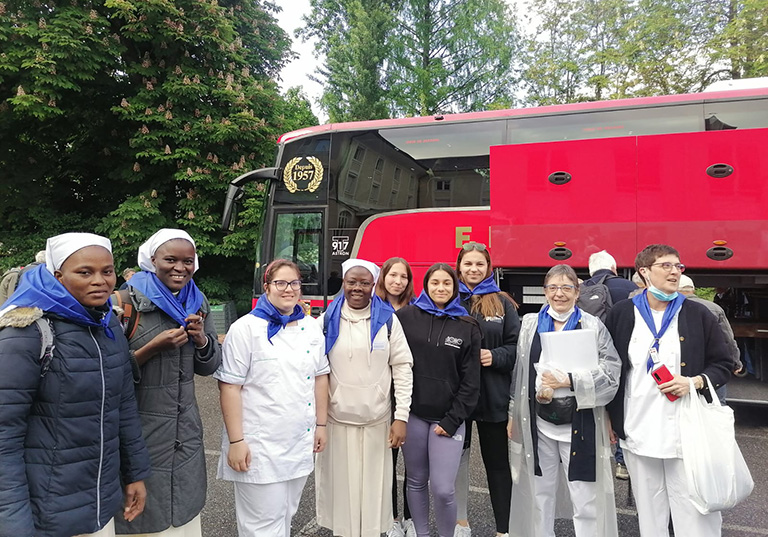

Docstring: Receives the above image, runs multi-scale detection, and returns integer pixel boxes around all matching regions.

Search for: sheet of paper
[540,329,598,396]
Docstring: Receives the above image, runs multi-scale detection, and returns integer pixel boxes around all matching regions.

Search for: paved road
[195,374,768,536]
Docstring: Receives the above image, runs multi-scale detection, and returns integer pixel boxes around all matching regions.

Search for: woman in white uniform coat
[215,259,329,536]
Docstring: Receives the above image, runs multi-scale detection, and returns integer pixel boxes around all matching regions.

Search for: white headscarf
[341,258,380,283]
[137,229,199,273]
[45,233,112,273]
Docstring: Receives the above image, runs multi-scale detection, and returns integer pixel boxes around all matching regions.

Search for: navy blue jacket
[587,269,638,305]
[0,307,151,537]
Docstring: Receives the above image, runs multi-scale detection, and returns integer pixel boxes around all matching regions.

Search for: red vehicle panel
[490,137,638,268]
[352,208,490,293]
[636,128,768,269]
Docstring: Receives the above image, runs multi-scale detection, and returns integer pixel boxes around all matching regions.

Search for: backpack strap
[112,289,140,340]
[33,317,55,378]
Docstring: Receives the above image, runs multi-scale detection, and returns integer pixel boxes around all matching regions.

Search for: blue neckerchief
[632,289,686,372]
[537,305,582,333]
[128,271,205,327]
[250,294,304,344]
[2,264,114,339]
[412,290,468,318]
[324,294,395,355]
[459,276,501,299]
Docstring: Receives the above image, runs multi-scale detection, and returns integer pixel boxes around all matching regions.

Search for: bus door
[267,208,326,305]
[636,128,768,270]
[490,137,638,268]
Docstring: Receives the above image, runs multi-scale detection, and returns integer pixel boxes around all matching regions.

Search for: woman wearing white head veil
[113,229,222,537]
[315,259,414,537]
[0,233,151,537]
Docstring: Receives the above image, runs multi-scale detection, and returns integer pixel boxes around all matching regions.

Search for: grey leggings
[401,415,466,537]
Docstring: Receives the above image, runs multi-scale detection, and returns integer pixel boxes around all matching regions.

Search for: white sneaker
[454,524,472,537]
[387,521,406,537]
[401,519,417,537]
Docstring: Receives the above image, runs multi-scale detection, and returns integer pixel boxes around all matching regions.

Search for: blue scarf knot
[412,290,468,318]
[127,271,205,327]
[459,276,501,298]
[250,294,305,343]
[324,294,394,355]
[537,305,583,333]
[2,264,115,338]
[631,289,686,372]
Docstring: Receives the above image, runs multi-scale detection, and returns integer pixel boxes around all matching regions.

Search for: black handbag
[536,396,576,425]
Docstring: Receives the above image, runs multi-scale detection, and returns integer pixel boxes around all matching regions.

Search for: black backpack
[577,273,613,322]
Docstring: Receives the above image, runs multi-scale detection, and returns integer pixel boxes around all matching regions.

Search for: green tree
[301,0,394,122]
[0,1,293,307]
[708,0,768,80]
[387,0,519,115]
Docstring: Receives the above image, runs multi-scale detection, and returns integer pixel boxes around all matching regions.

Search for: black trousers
[468,419,513,533]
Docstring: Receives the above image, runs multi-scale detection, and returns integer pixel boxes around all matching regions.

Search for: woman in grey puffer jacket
[114,229,221,537]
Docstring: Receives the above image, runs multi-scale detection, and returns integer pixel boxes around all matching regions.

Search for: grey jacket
[114,288,221,534]
[687,295,742,371]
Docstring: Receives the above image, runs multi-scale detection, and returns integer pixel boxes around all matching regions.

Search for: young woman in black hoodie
[454,243,520,537]
[397,263,481,537]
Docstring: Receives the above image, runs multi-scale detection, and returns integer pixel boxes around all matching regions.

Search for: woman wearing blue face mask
[605,244,732,537]
[396,264,481,537]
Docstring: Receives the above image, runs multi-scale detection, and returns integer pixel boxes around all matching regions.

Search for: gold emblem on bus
[283,156,324,193]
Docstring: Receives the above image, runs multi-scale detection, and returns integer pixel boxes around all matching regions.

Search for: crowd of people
[0,231,741,537]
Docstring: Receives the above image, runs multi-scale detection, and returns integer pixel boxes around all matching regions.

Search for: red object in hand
[652,364,679,401]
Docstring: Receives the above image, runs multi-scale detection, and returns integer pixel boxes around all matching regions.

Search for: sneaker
[402,519,417,537]
[615,462,629,480]
[387,521,405,537]
[454,524,472,537]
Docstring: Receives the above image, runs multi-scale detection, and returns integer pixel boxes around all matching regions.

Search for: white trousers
[233,476,309,537]
[535,433,597,537]
[74,518,115,537]
[624,450,721,537]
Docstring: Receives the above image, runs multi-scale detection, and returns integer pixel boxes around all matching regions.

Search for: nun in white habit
[315,259,414,537]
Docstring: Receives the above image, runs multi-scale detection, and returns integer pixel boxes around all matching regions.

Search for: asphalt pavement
[195,374,768,536]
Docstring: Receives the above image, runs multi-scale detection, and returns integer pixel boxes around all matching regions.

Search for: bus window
[705,99,768,130]
[273,136,331,205]
[272,212,323,296]
[507,104,702,143]
[379,120,506,160]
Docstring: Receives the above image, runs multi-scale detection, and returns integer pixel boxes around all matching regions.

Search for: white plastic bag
[679,376,754,514]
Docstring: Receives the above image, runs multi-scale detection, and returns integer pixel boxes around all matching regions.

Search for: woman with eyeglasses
[507,264,621,537]
[113,229,222,537]
[375,257,417,537]
[604,245,732,536]
[396,264,481,537]
[315,259,414,537]
[215,259,329,536]
[453,243,519,537]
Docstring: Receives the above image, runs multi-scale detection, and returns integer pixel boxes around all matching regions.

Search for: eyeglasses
[462,242,487,252]
[269,279,302,291]
[344,280,373,290]
[544,284,578,294]
[649,262,686,273]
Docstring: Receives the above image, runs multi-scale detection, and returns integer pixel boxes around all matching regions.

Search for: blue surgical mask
[648,284,679,302]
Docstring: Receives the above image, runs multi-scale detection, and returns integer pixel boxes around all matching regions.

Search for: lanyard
[631,290,685,372]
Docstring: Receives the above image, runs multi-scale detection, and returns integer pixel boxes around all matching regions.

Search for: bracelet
[229,438,244,444]
[195,337,209,350]
[316,423,327,427]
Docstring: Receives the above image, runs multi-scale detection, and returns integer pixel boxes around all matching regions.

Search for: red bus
[222,83,768,403]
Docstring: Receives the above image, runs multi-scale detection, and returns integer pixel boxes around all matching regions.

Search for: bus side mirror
[221,167,280,231]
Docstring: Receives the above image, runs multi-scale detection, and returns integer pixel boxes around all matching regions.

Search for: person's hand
[389,419,406,448]
[609,428,617,445]
[541,370,570,390]
[227,441,251,472]
[658,374,700,398]
[148,327,189,353]
[480,349,493,367]
[123,481,146,522]
[184,314,208,348]
[434,425,451,437]
[314,427,327,453]
[506,418,514,439]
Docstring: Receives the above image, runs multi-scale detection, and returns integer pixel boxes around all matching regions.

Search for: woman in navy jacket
[0,233,151,537]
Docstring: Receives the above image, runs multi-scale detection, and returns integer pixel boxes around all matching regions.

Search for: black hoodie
[396,305,481,436]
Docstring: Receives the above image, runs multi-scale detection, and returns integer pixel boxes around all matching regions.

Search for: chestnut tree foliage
[0,0,315,306]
